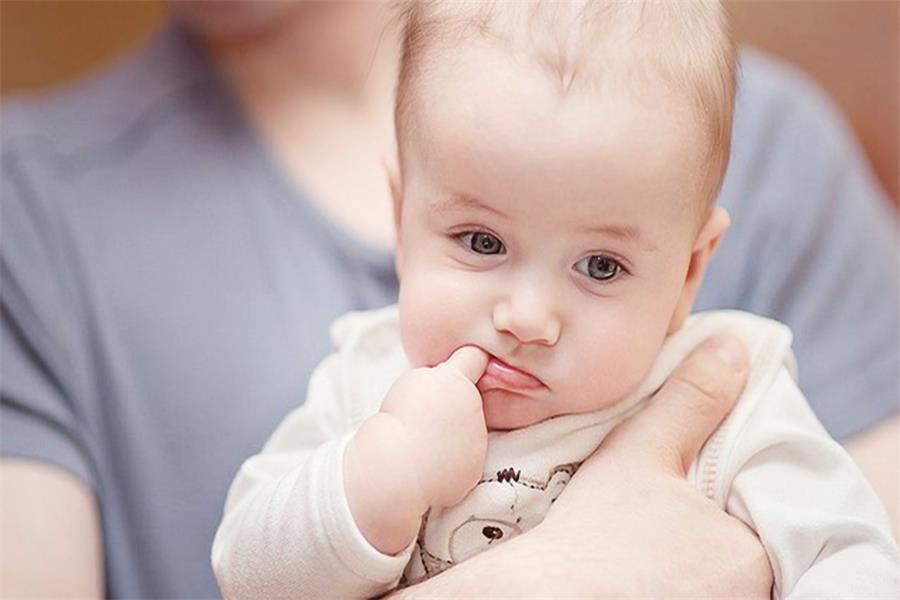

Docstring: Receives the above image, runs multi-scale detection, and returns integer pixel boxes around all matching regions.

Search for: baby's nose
[492,289,560,346]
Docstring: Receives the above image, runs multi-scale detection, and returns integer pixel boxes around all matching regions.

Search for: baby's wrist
[344,413,428,554]
[355,412,429,512]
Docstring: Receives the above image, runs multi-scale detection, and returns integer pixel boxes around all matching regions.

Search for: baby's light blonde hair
[394,0,737,208]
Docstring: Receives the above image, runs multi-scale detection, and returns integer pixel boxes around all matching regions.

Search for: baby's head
[390,0,737,429]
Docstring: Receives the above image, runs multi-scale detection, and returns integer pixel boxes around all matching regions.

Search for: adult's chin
[171,0,303,42]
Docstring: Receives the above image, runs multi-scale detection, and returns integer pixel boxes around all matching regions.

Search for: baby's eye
[574,254,624,282]
[459,231,505,255]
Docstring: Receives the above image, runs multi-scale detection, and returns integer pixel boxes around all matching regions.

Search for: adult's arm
[0,460,103,597]
[1,147,105,597]
[393,335,772,597]
[708,49,899,442]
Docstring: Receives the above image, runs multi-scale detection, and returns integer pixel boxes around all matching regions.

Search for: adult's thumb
[607,333,749,474]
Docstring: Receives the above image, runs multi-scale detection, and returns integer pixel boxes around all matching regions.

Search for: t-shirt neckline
[171,21,397,274]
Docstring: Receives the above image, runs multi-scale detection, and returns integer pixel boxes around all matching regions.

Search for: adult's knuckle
[667,374,725,420]
[671,355,729,399]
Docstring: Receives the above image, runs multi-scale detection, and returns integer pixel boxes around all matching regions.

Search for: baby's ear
[383,159,403,233]
[667,206,730,334]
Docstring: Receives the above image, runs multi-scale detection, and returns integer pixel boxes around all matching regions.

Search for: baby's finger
[441,346,490,383]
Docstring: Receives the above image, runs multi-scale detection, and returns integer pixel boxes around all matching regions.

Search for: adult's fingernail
[706,334,747,371]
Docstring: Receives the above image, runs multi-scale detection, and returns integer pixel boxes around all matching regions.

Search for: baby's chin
[481,388,563,431]
[481,386,631,431]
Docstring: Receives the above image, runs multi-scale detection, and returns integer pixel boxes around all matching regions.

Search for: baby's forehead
[400,1,720,96]
[407,59,709,234]
[396,0,735,209]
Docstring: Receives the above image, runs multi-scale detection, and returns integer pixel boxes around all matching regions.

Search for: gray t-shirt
[2,23,897,599]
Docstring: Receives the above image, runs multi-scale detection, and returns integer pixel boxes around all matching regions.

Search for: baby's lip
[478,355,546,392]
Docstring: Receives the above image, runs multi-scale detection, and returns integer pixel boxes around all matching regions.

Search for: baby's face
[396,41,716,430]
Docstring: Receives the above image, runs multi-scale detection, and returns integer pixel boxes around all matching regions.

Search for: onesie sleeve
[718,368,898,598]
[211,352,413,600]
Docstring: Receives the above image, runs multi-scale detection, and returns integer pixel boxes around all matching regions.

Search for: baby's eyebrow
[431,194,658,252]
[580,223,658,252]
[430,194,508,219]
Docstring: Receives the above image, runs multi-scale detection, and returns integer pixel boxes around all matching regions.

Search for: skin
[397,39,728,430]
[390,334,771,598]
[344,36,731,554]
[198,0,401,250]
[4,335,770,599]
[3,2,896,597]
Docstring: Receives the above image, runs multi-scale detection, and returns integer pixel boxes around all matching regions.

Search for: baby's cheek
[398,269,471,368]
[569,322,665,411]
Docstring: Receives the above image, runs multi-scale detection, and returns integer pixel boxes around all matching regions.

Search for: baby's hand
[380,346,490,508]
[344,346,488,554]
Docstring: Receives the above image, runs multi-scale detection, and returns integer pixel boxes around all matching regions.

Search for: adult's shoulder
[722,47,867,219]
[715,47,892,288]
[1,21,218,160]
[735,47,842,122]
[0,21,238,404]
[704,48,898,441]
[0,19,245,257]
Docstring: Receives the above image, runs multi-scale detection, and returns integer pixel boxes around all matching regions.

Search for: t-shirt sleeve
[706,52,899,440]
[767,120,898,441]
[1,146,97,489]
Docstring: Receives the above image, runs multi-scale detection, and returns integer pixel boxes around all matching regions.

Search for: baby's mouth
[478,355,546,393]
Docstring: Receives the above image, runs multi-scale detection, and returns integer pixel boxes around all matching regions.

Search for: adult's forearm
[387,524,604,598]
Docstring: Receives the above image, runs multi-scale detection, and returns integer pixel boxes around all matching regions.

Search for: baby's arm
[211,353,411,600]
[345,345,490,554]
[717,368,898,597]
[212,346,490,599]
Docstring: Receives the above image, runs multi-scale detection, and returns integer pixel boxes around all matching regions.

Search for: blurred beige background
[1,0,897,203]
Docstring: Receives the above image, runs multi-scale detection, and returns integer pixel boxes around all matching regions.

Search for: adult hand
[392,334,772,598]
[537,333,770,597]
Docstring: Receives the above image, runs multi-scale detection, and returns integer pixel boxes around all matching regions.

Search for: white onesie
[212,305,898,599]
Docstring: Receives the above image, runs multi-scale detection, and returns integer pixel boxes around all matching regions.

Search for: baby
[212,1,897,598]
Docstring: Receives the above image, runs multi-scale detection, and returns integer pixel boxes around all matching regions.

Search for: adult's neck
[191,3,402,249]
[202,3,400,126]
